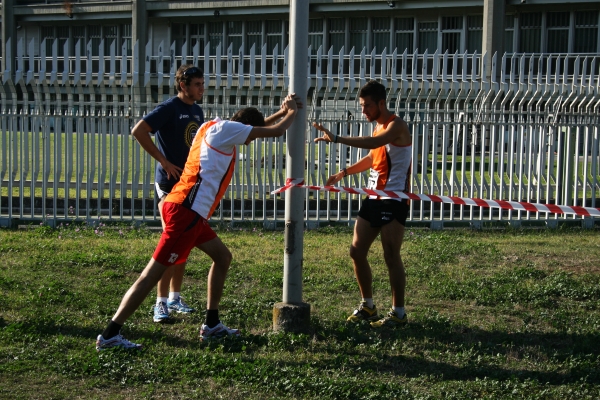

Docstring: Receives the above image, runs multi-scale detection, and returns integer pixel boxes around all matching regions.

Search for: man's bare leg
[349,216,380,300]
[112,258,169,324]
[379,220,406,308]
[155,197,188,316]
[195,237,238,338]
[156,196,175,300]
[196,237,232,310]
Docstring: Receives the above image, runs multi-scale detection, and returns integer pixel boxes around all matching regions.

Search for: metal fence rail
[1,38,599,228]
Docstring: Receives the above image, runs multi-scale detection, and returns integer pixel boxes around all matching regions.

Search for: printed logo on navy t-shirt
[184,120,199,148]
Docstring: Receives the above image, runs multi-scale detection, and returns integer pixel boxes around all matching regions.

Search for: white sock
[157,297,168,305]
[169,292,180,301]
[393,306,405,318]
[362,298,374,308]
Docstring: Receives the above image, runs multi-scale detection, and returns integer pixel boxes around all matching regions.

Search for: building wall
[5,0,600,62]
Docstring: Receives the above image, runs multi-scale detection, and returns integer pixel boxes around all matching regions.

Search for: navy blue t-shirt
[143,96,204,189]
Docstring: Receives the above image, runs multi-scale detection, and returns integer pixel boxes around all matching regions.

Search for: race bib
[367,169,379,190]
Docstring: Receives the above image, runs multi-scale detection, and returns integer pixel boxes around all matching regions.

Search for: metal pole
[284,0,308,302]
[273,0,310,333]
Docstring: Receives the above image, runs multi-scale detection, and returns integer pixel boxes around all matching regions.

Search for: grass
[1,224,600,399]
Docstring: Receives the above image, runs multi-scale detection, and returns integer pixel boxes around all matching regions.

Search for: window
[372,17,390,53]
[190,23,205,55]
[104,25,118,56]
[418,21,438,53]
[228,21,243,53]
[546,12,569,53]
[123,24,132,57]
[89,25,101,57]
[520,13,541,53]
[42,26,55,56]
[467,15,483,54]
[56,26,69,57]
[266,20,282,54]
[574,12,598,53]
[442,16,462,54]
[208,22,223,55]
[73,26,85,57]
[172,23,186,56]
[308,19,324,51]
[284,22,289,51]
[349,18,368,52]
[504,14,515,53]
[329,18,345,53]
[122,25,132,65]
[395,17,414,53]
[247,21,262,53]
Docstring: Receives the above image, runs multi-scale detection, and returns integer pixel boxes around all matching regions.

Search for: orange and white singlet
[165,118,252,219]
[367,115,412,199]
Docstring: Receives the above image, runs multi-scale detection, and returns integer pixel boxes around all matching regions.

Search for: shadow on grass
[305,317,600,384]
[303,351,600,385]
[5,314,599,386]
[1,318,197,350]
[338,317,597,356]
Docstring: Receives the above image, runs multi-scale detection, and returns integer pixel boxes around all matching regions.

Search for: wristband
[341,168,347,177]
[333,134,338,143]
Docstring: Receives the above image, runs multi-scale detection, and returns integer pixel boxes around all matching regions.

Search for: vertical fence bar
[1,38,599,228]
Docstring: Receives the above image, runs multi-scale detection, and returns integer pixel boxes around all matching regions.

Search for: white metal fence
[1,38,599,228]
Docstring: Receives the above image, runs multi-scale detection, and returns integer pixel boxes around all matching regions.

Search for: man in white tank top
[313,80,412,328]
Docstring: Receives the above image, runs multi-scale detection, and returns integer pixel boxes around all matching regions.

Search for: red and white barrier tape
[273,179,600,218]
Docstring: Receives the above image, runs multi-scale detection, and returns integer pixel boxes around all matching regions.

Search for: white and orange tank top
[367,115,412,199]
[165,118,252,219]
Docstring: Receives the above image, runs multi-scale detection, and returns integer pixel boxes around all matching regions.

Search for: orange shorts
[152,202,217,266]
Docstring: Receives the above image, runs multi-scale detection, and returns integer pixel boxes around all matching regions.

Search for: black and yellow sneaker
[347,302,379,323]
[370,309,408,328]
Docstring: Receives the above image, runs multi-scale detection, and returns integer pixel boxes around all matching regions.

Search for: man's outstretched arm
[246,93,301,142]
[312,119,409,149]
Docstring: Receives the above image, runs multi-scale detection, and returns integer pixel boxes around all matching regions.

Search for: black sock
[102,320,123,340]
[205,309,220,328]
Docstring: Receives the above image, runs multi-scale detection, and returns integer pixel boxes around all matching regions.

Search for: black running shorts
[357,198,409,227]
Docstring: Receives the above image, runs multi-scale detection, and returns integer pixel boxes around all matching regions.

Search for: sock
[168,292,180,301]
[205,309,220,328]
[362,298,374,308]
[102,320,123,340]
[156,297,168,305]
[393,306,405,318]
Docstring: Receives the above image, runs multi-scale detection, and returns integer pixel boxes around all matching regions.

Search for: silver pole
[283,0,308,304]
[273,0,310,332]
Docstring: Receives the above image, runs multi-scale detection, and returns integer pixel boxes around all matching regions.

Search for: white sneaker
[199,322,240,341]
[167,297,195,314]
[153,301,170,323]
[96,334,142,351]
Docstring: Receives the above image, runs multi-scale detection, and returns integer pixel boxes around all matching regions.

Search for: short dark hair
[175,64,204,92]
[230,107,266,127]
[359,80,386,103]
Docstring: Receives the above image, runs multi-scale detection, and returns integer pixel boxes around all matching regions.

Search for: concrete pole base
[272,302,311,333]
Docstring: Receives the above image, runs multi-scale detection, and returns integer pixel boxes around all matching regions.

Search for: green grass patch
[1,226,600,398]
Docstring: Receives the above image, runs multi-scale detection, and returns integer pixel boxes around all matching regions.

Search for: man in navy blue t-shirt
[131,64,205,322]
